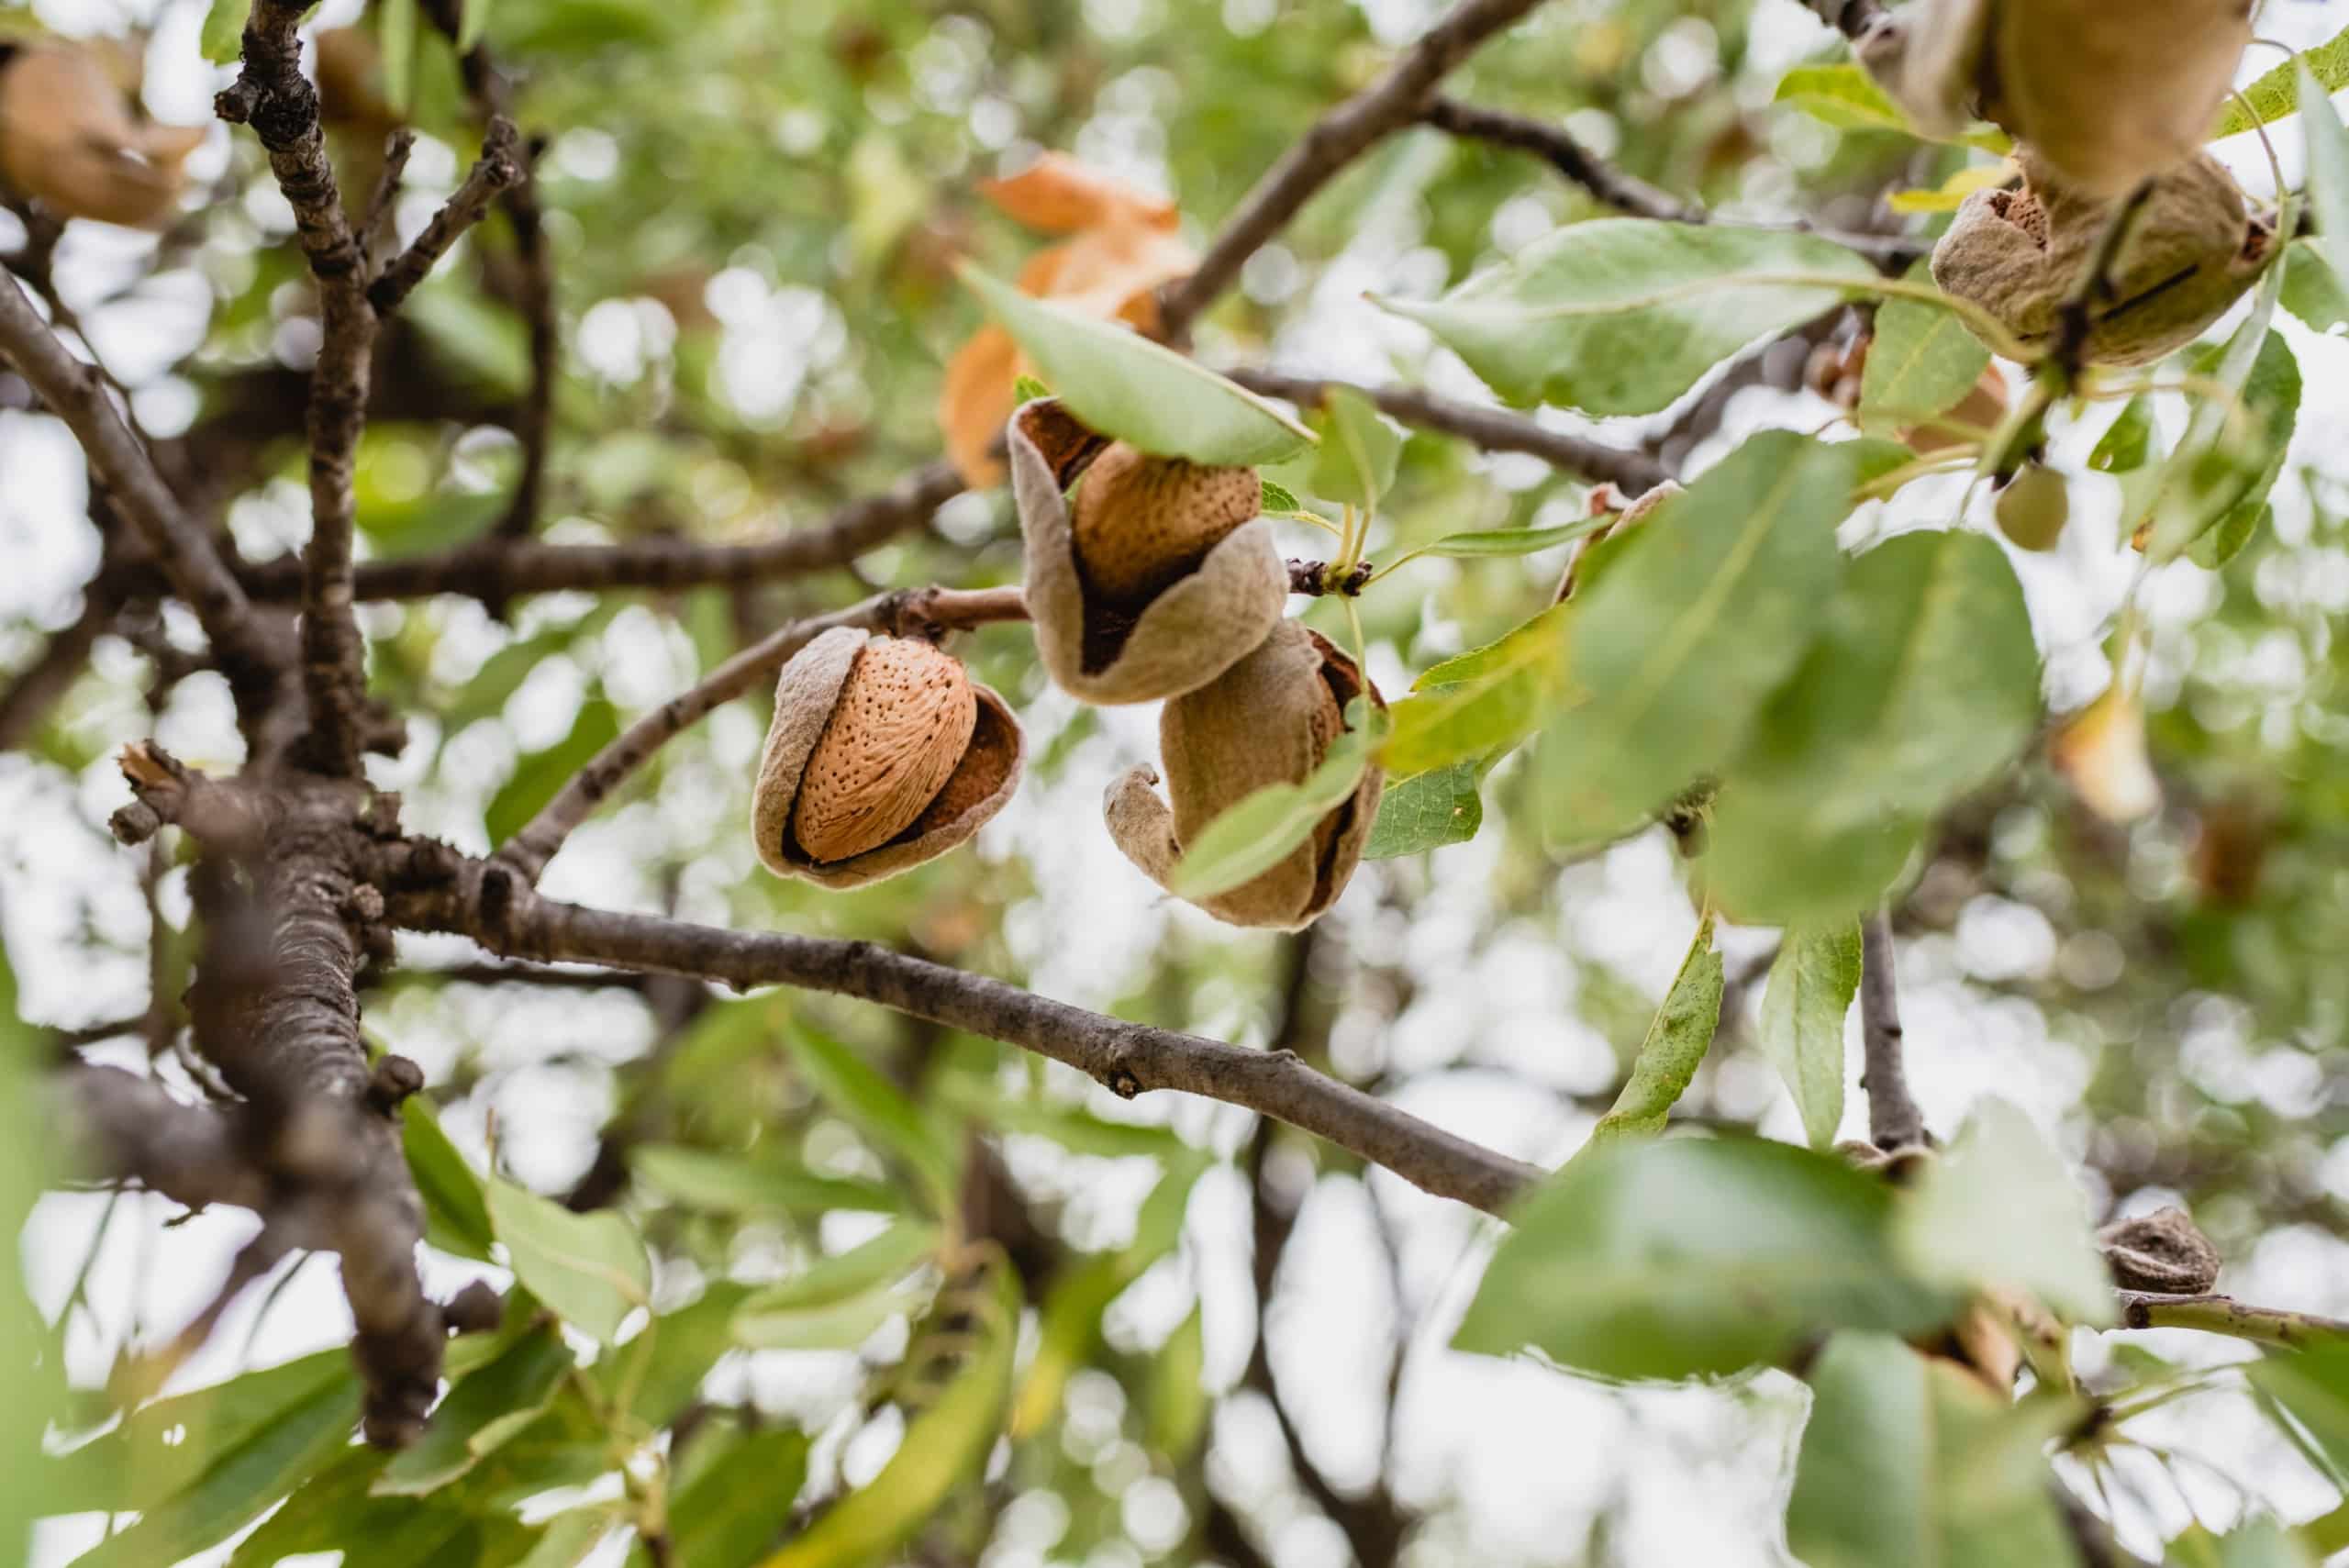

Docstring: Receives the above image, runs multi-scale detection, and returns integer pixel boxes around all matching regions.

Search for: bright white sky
[12,1,2349,1563]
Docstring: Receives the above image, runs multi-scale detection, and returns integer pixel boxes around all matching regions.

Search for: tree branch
[0,586,115,751]
[59,1065,273,1213]
[1859,909,1927,1151]
[370,849,1542,1215]
[1157,0,1556,342]
[1419,97,1927,272]
[0,269,285,710]
[366,118,525,317]
[1230,369,1668,494]
[1802,0,1886,39]
[2119,1292,2349,1349]
[493,584,1028,883]
[216,0,375,774]
[235,459,968,604]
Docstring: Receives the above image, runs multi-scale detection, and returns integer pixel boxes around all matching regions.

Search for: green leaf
[1730,528,2042,832]
[597,1283,755,1430]
[1413,513,1613,560]
[960,266,1313,465]
[762,1251,1021,1568]
[378,0,417,117]
[1298,384,1403,508]
[630,1142,907,1217]
[1757,924,1861,1150]
[732,1225,943,1350]
[1453,1138,1956,1380]
[2188,499,2268,571]
[1382,606,1569,780]
[1364,762,1483,859]
[485,1177,651,1343]
[485,695,620,847]
[783,1026,959,1214]
[2088,395,2156,473]
[1773,63,2010,152]
[512,1512,616,1568]
[1011,373,1051,404]
[1786,1333,2076,1568]
[456,0,494,54]
[1145,1307,1208,1464]
[375,1324,573,1496]
[200,0,248,63]
[1706,801,1922,929]
[1895,1098,2115,1327]
[2167,1518,2316,1568]
[71,1364,362,1568]
[403,1095,495,1262]
[1540,432,1856,837]
[2215,29,2349,137]
[2147,328,2300,562]
[1376,221,1882,417]
[667,1429,811,1568]
[1259,478,1303,514]
[1586,914,1723,1147]
[1170,704,1387,899]
[2246,1340,2349,1482]
[2280,239,2349,333]
[1858,270,1990,436]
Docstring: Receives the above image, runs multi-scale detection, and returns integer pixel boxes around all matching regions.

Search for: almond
[0,45,206,229]
[791,637,977,862]
[1070,442,1262,606]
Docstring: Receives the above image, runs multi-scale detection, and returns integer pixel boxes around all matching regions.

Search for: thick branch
[2119,1292,2349,1349]
[367,118,525,316]
[0,271,282,701]
[494,584,1027,883]
[1420,97,1926,272]
[1859,909,1927,1150]
[217,0,375,774]
[236,460,968,605]
[1158,0,1555,341]
[374,855,1542,1215]
[1231,370,1667,494]
[59,1066,273,1212]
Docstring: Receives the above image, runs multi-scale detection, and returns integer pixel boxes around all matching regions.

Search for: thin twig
[494,584,1028,883]
[1859,909,1927,1150]
[359,129,417,276]
[1158,0,1557,342]
[1420,96,1928,272]
[2120,1292,2349,1349]
[1230,369,1669,494]
[367,118,524,316]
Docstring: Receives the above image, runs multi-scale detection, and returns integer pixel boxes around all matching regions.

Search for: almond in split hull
[1071,442,1263,606]
[791,638,977,862]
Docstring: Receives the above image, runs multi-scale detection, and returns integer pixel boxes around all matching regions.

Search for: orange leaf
[2051,687,2162,824]
[978,152,1176,236]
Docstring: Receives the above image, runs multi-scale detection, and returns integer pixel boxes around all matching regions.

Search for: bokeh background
[11,0,2349,1562]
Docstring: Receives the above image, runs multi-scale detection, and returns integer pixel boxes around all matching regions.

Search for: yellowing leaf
[2051,686,2161,825]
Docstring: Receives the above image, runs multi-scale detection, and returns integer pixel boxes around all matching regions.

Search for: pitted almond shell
[1932,150,2266,367]
[1071,442,1263,606]
[792,637,977,862]
[1104,619,1384,930]
[1860,0,2248,199]
[1009,398,1286,706]
[754,627,1025,889]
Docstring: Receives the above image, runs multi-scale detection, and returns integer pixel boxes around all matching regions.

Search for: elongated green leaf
[733,1275,931,1351]
[1787,1333,2077,1568]
[2147,328,2299,561]
[1731,528,2042,832]
[1896,1098,2115,1327]
[1414,513,1612,560]
[2189,499,2268,571]
[1454,1138,1956,1380]
[1541,432,1856,837]
[1258,478,1303,514]
[2215,30,2349,137]
[961,266,1313,465]
[1297,384,1403,508]
[738,1224,941,1315]
[630,1143,906,1217]
[670,1429,811,1568]
[2089,395,2156,473]
[1758,924,1860,1150]
[783,1026,958,1213]
[0,950,65,1557]
[1364,761,1482,858]
[403,1095,495,1261]
[486,695,619,847]
[598,1283,755,1430]
[760,1251,1020,1568]
[2280,239,2349,333]
[512,1511,617,1568]
[378,0,417,115]
[456,0,494,52]
[199,0,247,62]
[1171,705,1386,898]
[1773,64,2010,152]
[1146,1307,1208,1464]
[1859,272,1990,435]
[2245,1341,2349,1482]
[375,1324,573,1496]
[1586,915,1723,1147]
[223,1448,455,1568]
[1376,222,1881,416]
[1383,606,1568,780]
[486,1177,651,1343]
[73,1366,362,1568]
